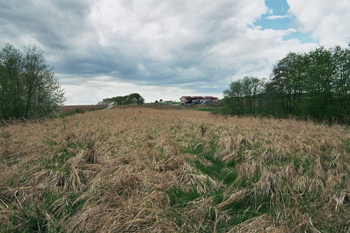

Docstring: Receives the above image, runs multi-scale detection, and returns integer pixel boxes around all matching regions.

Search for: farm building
[180,96,219,104]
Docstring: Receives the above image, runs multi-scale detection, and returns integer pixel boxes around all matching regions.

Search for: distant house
[180,96,219,104]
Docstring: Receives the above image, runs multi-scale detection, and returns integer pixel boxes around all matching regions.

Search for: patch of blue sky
[254,15,294,30]
[254,0,292,30]
[283,31,318,43]
[253,0,316,44]
[265,0,289,15]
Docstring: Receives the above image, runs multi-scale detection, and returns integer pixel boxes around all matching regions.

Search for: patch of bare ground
[1,108,350,232]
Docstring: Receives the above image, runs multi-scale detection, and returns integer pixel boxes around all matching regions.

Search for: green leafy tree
[103,93,144,105]
[299,47,336,121]
[0,44,25,119]
[222,76,264,115]
[0,44,66,119]
[222,44,350,124]
[330,46,350,123]
[270,52,308,117]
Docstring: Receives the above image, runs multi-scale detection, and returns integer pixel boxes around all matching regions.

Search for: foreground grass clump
[1,106,350,232]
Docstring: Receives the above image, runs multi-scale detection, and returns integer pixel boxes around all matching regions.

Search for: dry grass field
[1,106,350,232]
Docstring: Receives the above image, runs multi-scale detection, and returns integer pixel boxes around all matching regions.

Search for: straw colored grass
[1,106,350,232]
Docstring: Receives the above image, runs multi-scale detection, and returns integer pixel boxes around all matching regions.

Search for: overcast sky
[1,0,349,104]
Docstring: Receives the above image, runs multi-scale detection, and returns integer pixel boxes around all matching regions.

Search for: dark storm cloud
[0,1,93,48]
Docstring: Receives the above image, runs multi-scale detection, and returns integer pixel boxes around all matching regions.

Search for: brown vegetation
[1,107,350,232]
[60,104,108,113]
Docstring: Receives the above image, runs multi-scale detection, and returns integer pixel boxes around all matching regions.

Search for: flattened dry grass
[1,107,350,232]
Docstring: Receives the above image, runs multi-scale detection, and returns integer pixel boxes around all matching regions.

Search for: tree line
[220,45,350,124]
[102,93,144,105]
[0,44,66,120]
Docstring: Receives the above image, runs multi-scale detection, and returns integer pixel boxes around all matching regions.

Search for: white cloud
[287,0,350,46]
[266,15,292,20]
[1,0,345,105]
[90,0,268,60]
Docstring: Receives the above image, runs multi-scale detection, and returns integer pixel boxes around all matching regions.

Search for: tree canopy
[0,43,66,119]
[102,93,144,105]
[220,45,350,124]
